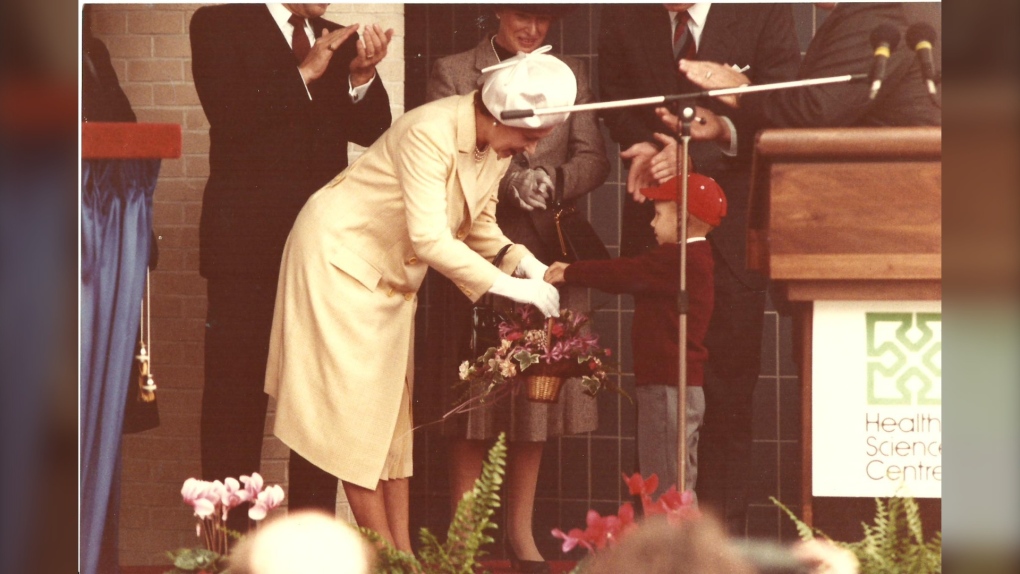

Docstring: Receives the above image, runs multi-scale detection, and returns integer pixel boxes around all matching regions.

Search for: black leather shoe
[507,545,551,574]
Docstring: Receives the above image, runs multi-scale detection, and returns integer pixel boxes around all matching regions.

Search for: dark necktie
[289,14,311,63]
[673,11,696,63]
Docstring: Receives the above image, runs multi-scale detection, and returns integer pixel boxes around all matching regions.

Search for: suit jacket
[265,94,532,488]
[599,3,801,282]
[427,38,610,263]
[190,3,391,280]
[743,2,941,128]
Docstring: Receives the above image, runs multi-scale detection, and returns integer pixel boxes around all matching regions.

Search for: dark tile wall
[405,3,829,557]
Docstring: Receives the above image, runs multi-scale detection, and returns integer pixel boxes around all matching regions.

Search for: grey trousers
[636,385,706,499]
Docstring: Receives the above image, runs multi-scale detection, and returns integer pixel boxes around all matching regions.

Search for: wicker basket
[526,374,565,403]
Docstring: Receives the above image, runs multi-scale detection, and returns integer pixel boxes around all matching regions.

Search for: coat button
[387,288,396,297]
[404,293,414,301]
[456,230,467,239]
[407,256,418,265]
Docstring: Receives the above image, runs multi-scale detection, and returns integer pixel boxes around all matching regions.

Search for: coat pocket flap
[329,245,382,291]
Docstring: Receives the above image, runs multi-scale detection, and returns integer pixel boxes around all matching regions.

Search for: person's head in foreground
[474,46,576,159]
[582,515,757,574]
[641,172,727,245]
[229,510,374,574]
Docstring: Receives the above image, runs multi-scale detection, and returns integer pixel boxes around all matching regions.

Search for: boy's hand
[544,262,569,285]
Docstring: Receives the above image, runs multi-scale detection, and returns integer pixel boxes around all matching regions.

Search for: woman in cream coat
[264,52,576,551]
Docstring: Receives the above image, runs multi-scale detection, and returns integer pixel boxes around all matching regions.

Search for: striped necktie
[673,11,696,62]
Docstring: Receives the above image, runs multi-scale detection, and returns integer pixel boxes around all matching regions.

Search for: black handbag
[551,169,611,262]
[470,244,514,357]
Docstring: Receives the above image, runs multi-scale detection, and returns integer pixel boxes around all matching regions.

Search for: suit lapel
[698,5,738,65]
[253,4,301,69]
[474,37,499,77]
[641,6,679,96]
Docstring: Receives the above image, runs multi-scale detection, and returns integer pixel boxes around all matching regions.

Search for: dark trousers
[200,277,276,532]
[288,449,340,515]
[696,254,767,535]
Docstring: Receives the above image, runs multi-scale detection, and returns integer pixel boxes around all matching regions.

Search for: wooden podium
[747,127,941,530]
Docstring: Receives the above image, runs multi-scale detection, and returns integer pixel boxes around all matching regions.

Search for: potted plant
[165,473,285,573]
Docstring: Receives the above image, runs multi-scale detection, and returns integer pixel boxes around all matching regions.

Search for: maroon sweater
[564,240,714,387]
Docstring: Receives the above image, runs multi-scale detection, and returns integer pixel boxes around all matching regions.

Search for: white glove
[488,273,560,318]
[507,167,553,211]
[515,255,549,279]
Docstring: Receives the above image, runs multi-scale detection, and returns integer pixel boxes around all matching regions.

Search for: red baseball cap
[640,173,728,227]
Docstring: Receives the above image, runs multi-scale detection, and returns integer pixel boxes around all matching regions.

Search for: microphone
[868,25,901,100]
[906,23,939,96]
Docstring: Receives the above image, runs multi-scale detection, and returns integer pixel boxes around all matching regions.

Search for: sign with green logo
[813,301,941,498]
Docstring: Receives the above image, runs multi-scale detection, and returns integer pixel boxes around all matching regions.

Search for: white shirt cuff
[298,69,312,100]
[349,74,375,103]
[718,115,738,157]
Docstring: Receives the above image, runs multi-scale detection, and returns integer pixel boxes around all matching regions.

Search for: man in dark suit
[662,2,941,539]
[190,3,391,527]
[598,3,802,533]
[676,2,941,130]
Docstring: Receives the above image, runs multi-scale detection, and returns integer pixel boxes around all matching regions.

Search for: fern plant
[365,433,508,573]
[772,496,942,573]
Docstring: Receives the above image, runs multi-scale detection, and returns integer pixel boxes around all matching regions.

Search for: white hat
[480,46,577,129]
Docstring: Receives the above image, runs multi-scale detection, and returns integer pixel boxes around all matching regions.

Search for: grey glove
[506,167,553,211]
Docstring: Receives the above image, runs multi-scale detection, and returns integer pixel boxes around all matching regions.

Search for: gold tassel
[137,267,156,402]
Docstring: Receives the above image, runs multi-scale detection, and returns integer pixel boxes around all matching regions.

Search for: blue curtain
[80,158,159,574]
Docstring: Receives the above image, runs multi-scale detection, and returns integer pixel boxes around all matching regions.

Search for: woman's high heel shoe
[506,543,551,574]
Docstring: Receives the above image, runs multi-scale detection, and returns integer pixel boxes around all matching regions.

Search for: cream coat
[265,94,532,489]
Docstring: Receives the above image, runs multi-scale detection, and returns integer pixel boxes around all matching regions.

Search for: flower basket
[457,305,622,409]
[524,359,592,403]
[526,374,563,403]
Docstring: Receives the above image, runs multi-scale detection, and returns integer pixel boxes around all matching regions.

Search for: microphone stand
[674,106,693,494]
[499,74,867,121]
[500,73,866,495]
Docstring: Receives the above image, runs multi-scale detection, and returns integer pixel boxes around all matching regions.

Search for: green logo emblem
[866,312,941,406]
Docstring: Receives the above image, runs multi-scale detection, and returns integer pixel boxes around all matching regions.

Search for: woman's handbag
[470,243,514,356]
[551,169,611,262]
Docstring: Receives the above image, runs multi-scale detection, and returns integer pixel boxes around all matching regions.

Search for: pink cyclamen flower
[583,509,624,550]
[622,472,658,497]
[220,477,251,519]
[248,484,285,521]
[551,528,591,553]
[240,473,264,500]
[181,478,216,519]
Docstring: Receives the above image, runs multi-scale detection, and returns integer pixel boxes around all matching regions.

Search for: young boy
[545,172,726,498]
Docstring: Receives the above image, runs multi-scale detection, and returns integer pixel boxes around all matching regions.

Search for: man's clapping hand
[297,23,394,87]
[655,106,730,146]
[678,59,750,108]
[298,25,360,84]
[350,23,394,87]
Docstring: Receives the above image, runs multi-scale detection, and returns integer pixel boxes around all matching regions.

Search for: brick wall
[88,3,405,566]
